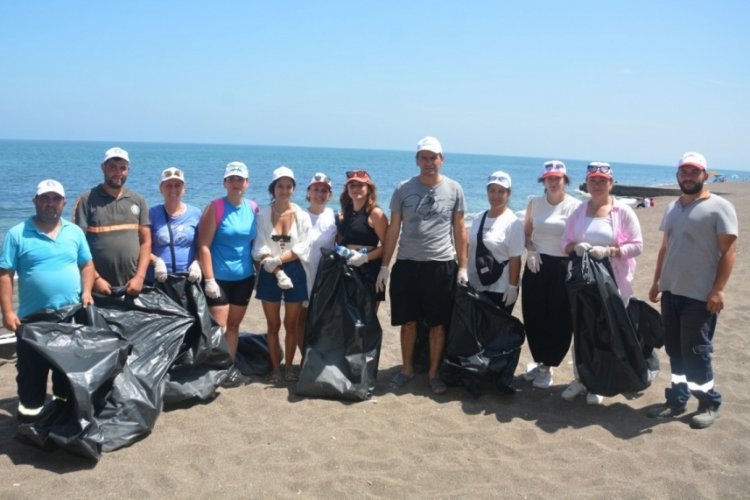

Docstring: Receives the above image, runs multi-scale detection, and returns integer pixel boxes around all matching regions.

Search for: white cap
[272,166,295,182]
[36,179,65,197]
[487,170,511,189]
[160,167,185,184]
[678,152,707,171]
[224,161,249,179]
[416,136,443,155]
[308,172,332,189]
[103,147,130,163]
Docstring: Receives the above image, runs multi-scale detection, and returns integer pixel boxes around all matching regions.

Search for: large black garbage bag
[235,333,274,376]
[441,285,525,397]
[16,305,130,460]
[566,253,649,396]
[156,275,232,403]
[627,298,664,349]
[91,287,191,451]
[296,249,382,401]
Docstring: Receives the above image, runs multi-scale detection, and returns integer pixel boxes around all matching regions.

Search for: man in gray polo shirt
[74,147,151,296]
[648,152,738,429]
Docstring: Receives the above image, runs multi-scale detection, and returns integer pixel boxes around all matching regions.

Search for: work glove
[457,267,469,285]
[574,242,592,256]
[153,257,168,283]
[204,278,221,299]
[375,266,389,293]
[187,260,202,282]
[262,256,283,273]
[276,270,294,290]
[589,246,614,260]
[503,285,519,307]
[347,251,369,267]
[526,250,542,273]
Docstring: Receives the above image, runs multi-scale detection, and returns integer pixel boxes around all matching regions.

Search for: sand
[1,182,749,498]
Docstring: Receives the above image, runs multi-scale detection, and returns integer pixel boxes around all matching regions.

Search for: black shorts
[389,259,457,327]
[205,275,256,307]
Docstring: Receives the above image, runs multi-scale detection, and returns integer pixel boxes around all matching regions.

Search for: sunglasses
[544,161,565,172]
[271,235,292,243]
[346,170,369,179]
[487,175,510,184]
[587,163,612,174]
[311,173,331,184]
[162,168,184,180]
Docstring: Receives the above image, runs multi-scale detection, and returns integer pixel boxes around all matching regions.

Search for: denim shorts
[255,260,308,303]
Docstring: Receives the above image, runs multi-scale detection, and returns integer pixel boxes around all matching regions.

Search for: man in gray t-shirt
[648,152,738,429]
[376,136,468,395]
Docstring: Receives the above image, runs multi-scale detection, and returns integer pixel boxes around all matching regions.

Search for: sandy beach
[1,181,749,498]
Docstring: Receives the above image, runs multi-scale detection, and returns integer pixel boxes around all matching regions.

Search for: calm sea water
[2,139,748,245]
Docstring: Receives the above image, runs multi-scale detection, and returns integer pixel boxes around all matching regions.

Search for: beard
[105,176,126,189]
[679,178,704,195]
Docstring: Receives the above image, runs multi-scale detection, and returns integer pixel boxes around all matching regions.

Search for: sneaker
[646,404,687,419]
[586,393,604,405]
[690,406,720,429]
[276,271,293,290]
[220,366,249,388]
[532,365,553,389]
[523,362,539,382]
[561,379,587,400]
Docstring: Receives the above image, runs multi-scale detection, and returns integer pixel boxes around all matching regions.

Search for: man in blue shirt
[0,179,94,422]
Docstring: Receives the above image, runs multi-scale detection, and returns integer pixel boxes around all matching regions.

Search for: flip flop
[429,377,447,395]
[267,371,281,384]
[391,372,415,388]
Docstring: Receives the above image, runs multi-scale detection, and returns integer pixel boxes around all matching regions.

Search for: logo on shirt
[131,205,140,216]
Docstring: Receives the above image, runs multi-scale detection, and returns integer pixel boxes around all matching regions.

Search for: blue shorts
[256,260,308,303]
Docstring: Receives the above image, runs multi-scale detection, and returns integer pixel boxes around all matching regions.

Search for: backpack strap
[212,198,225,227]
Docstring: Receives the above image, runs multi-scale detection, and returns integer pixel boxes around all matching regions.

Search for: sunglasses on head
[544,161,565,171]
[487,175,510,184]
[312,173,331,184]
[163,168,183,179]
[346,170,369,179]
[271,235,292,243]
[587,163,612,174]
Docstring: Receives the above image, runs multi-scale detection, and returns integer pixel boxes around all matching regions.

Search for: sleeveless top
[338,206,380,247]
[211,197,257,281]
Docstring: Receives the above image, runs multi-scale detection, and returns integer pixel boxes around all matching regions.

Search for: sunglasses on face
[544,161,565,172]
[271,235,292,243]
[587,163,612,174]
[346,170,369,179]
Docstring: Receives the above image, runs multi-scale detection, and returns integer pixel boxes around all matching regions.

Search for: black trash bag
[16,304,131,460]
[566,253,650,396]
[296,248,382,401]
[156,275,232,403]
[441,284,525,397]
[627,297,664,349]
[235,333,274,376]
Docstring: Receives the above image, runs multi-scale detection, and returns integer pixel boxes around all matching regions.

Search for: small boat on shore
[578,183,682,198]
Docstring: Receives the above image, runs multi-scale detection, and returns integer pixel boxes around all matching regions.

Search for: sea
[2,139,748,246]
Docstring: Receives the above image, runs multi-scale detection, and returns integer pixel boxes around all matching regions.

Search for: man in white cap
[648,152,738,429]
[377,136,468,395]
[0,179,94,423]
[74,147,151,295]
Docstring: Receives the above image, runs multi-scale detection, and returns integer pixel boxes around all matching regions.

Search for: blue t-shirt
[148,203,201,281]
[0,218,92,317]
[211,198,257,281]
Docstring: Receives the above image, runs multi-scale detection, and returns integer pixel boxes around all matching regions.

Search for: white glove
[204,278,221,299]
[262,256,283,273]
[187,260,202,282]
[457,267,469,285]
[153,257,168,283]
[347,251,369,267]
[375,266,389,293]
[526,250,542,273]
[574,242,592,256]
[589,246,614,260]
[276,270,294,290]
[503,285,519,307]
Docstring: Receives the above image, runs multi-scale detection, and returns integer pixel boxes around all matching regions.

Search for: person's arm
[80,260,95,307]
[0,269,20,332]
[648,233,668,303]
[706,234,737,313]
[197,203,218,280]
[380,211,402,268]
[365,207,388,261]
[524,199,535,250]
[126,226,151,295]
[453,211,468,269]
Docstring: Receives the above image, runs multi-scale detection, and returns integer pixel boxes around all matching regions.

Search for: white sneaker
[561,379,587,400]
[523,362,539,381]
[533,365,553,389]
[586,393,604,405]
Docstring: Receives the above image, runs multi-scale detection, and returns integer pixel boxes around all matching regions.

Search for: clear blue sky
[1,1,748,168]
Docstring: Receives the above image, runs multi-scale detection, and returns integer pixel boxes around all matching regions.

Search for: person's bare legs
[224,303,248,360]
[283,302,302,371]
[427,325,446,380]
[262,301,282,376]
[296,306,308,365]
[209,304,232,358]
[399,321,417,376]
